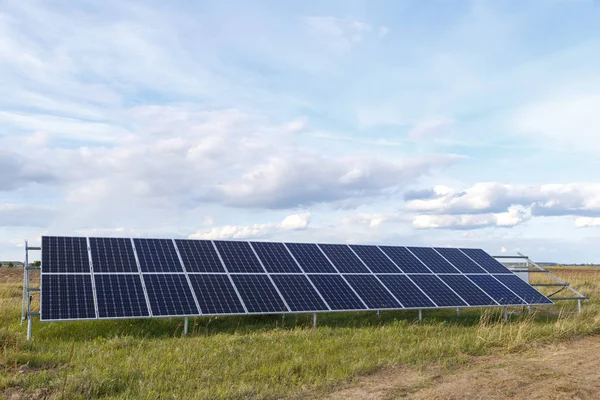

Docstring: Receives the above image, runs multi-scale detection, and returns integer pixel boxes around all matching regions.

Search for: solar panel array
[40,236,553,321]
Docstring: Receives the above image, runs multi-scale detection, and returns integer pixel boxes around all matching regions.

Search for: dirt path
[326,335,600,399]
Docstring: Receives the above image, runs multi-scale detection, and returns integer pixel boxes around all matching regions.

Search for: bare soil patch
[326,335,600,400]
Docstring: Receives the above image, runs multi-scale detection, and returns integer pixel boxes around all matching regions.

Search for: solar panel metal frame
[39,236,553,322]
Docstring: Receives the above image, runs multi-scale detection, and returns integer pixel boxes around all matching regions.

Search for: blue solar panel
[214,241,264,273]
[468,275,525,305]
[408,247,459,273]
[175,239,225,273]
[495,275,553,304]
[409,275,467,307]
[350,245,402,273]
[439,275,496,306]
[42,236,90,273]
[40,236,554,323]
[230,275,288,313]
[271,275,328,311]
[319,244,370,273]
[143,274,199,316]
[90,237,138,273]
[94,274,149,318]
[378,275,436,308]
[460,248,512,274]
[344,275,401,309]
[134,239,183,273]
[41,274,96,320]
[378,246,431,273]
[251,242,302,273]
[285,243,337,273]
[308,275,366,310]
[434,248,486,274]
[188,274,246,314]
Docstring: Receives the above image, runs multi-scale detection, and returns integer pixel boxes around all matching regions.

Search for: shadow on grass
[33,307,561,342]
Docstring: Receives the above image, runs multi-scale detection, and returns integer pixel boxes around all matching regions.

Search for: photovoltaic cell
[214,241,264,273]
[134,239,183,273]
[409,275,468,307]
[90,237,138,273]
[42,236,90,273]
[94,274,149,318]
[308,275,366,310]
[494,275,553,304]
[468,275,525,305]
[143,274,199,316]
[175,239,225,273]
[271,275,328,311]
[434,248,486,274]
[319,244,370,273]
[460,248,512,274]
[188,274,246,314]
[251,242,302,273]
[41,274,96,320]
[285,243,337,273]
[439,275,496,306]
[230,275,288,313]
[378,275,436,308]
[408,247,459,273]
[344,275,401,309]
[350,245,401,273]
[379,246,431,273]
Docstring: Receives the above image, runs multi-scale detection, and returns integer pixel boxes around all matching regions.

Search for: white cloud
[408,117,455,139]
[303,16,389,47]
[516,93,600,150]
[189,212,311,240]
[378,26,390,38]
[280,212,311,230]
[574,217,600,228]
[412,205,531,230]
[405,182,600,217]
[341,213,406,228]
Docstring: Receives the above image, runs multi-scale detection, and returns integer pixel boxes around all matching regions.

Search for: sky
[1,0,600,263]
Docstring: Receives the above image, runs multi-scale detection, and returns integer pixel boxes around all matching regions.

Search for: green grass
[2,267,600,399]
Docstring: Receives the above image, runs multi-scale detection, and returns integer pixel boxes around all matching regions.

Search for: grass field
[2,266,599,399]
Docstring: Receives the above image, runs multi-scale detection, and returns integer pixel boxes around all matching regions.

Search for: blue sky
[1,0,600,262]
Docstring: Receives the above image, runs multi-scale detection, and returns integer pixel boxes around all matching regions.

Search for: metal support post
[376,310,381,317]
[503,307,508,322]
[456,308,461,317]
[527,305,532,313]
[312,313,317,328]
[418,309,422,323]
[578,300,582,314]
[184,317,189,335]
[21,240,29,325]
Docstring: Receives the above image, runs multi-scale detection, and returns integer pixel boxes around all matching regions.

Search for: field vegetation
[2,266,599,399]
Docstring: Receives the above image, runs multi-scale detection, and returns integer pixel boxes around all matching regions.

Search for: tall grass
[2,266,599,399]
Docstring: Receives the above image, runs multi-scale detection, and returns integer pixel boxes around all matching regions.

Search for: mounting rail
[494,252,589,313]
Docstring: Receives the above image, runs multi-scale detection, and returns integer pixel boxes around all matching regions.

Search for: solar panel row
[40,237,553,321]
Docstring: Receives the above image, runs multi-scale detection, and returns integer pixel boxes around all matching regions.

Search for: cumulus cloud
[405,182,600,230]
[412,205,531,230]
[405,182,600,217]
[189,212,311,240]
[208,153,461,208]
